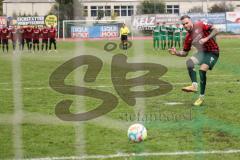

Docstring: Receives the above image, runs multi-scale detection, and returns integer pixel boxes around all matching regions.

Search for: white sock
[192,82,198,89]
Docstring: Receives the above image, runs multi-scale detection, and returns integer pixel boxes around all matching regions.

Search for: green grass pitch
[0,38,240,159]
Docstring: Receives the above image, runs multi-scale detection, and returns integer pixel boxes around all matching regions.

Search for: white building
[81,0,240,20]
[3,0,55,17]
[2,0,240,19]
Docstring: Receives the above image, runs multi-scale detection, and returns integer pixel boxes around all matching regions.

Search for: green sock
[188,69,197,83]
[199,70,206,95]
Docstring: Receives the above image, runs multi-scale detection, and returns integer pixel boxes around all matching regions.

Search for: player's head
[180,15,193,31]
[162,22,166,25]
[156,22,159,26]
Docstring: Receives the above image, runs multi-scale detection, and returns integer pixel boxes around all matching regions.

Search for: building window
[114,5,134,16]
[91,6,112,17]
[114,6,120,16]
[84,6,88,17]
[105,6,111,16]
[166,5,179,14]
[121,6,127,16]
[91,6,97,17]
[128,6,134,16]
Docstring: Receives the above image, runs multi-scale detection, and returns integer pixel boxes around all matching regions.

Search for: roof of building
[3,0,55,3]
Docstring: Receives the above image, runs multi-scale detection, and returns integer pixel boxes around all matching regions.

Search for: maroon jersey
[11,28,18,41]
[33,28,41,40]
[49,28,56,39]
[183,21,219,54]
[41,28,49,40]
[18,28,25,40]
[25,27,33,39]
[1,28,10,39]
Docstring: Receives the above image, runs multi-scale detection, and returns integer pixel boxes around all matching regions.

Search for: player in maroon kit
[41,25,49,51]
[168,15,219,106]
[18,25,25,50]
[1,25,10,53]
[25,24,33,52]
[32,25,41,52]
[10,25,18,51]
[49,25,57,52]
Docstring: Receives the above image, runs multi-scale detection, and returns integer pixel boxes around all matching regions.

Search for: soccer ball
[127,123,147,142]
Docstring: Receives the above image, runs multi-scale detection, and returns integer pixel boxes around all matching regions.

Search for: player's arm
[199,24,218,44]
[126,27,130,35]
[119,28,122,38]
[7,29,11,39]
[168,47,189,57]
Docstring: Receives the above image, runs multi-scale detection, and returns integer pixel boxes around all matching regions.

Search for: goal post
[62,19,127,40]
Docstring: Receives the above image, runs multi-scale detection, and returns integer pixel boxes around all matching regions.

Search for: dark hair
[180,15,191,20]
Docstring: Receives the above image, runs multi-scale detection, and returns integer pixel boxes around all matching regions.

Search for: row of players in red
[0,25,57,52]
[0,24,57,41]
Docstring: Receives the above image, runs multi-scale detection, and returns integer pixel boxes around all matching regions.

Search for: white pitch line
[22,149,240,160]
[164,102,184,105]
[0,81,239,91]
[0,74,236,85]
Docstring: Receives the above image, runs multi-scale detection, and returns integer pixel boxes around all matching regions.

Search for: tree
[0,0,3,15]
[188,6,203,13]
[209,2,234,13]
[49,0,84,37]
[137,0,165,14]
[12,11,17,19]
[49,0,84,20]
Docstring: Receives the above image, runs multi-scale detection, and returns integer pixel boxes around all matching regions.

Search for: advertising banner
[0,16,7,28]
[132,15,156,31]
[132,14,180,31]
[17,16,45,26]
[187,13,226,24]
[226,12,240,33]
[71,26,89,38]
[45,15,58,27]
[71,24,119,38]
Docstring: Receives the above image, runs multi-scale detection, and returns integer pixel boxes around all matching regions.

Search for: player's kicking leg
[182,57,198,93]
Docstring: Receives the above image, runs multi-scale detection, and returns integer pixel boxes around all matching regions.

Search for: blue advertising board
[71,24,119,38]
